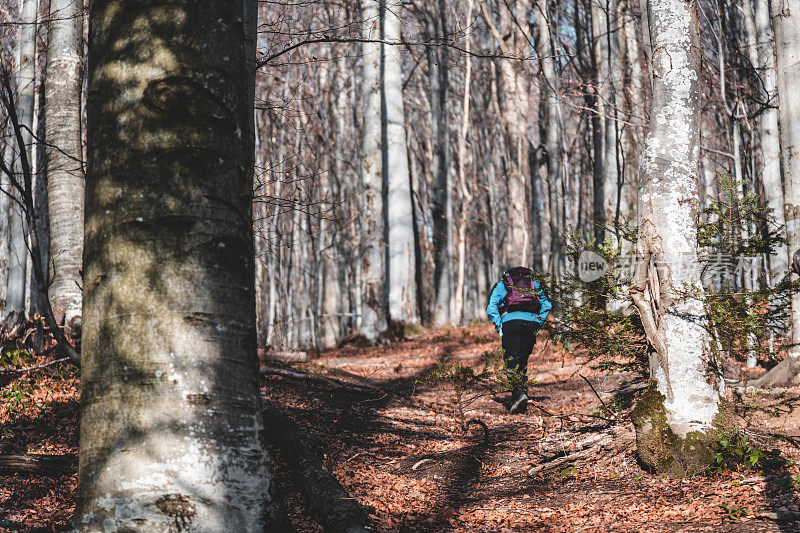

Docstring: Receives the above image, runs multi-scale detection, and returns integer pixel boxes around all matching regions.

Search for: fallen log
[0,454,77,475]
[262,402,371,533]
[528,439,611,476]
[530,425,633,475]
[258,349,308,363]
[260,366,379,394]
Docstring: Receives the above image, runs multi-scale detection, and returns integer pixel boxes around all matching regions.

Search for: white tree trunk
[752,0,800,387]
[0,144,13,315]
[384,0,419,324]
[754,0,789,283]
[630,0,725,475]
[6,0,38,316]
[454,0,474,323]
[44,0,84,326]
[75,0,283,528]
[360,0,388,342]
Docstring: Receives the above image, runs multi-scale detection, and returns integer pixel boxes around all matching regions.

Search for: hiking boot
[508,391,528,414]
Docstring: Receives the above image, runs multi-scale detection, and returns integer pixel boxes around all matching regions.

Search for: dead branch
[260,366,379,394]
[579,374,619,420]
[0,357,69,374]
[527,446,601,475]
[529,426,633,475]
[0,454,77,475]
[600,381,649,396]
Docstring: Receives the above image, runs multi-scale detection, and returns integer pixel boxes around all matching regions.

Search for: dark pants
[501,320,539,393]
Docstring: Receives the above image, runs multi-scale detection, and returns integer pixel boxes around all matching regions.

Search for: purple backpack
[498,267,541,314]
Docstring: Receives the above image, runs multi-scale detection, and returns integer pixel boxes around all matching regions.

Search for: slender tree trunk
[534,0,562,275]
[752,0,788,283]
[617,0,642,237]
[589,0,606,243]
[0,144,11,315]
[360,0,388,342]
[75,0,283,528]
[429,0,452,326]
[454,0,475,323]
[44,0,84,326]
[630,0,726,475]
[603,0,621,238]
[752,0,800,387]
[384,0,419,324]
[481,0,531,267]
[6,0,38,316]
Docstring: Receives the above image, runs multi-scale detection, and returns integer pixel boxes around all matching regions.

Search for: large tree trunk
[44,0,84,327]
[752,0,800,387]
[384,0,419,324]
[630,0,727,476]
[75,0,283,529]
[6,0,38,316]
[360,0,389,342]
[428,0,453,326]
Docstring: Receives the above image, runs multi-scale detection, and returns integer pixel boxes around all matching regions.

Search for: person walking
[486,267,551,413]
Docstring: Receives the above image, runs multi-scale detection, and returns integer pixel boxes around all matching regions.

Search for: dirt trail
[1,323,799,532]
[272,324,800,532]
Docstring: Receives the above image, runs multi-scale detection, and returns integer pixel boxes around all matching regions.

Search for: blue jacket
[486,279,551,332]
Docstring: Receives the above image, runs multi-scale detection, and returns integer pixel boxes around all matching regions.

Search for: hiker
[486,267,551,414]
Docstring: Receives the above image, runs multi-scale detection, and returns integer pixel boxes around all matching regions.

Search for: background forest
[0,0,791,349]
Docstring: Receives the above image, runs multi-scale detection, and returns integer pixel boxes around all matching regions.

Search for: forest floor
[1,323,800,532]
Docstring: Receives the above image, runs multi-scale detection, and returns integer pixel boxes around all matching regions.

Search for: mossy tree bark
[75,0,283,530]
[629,0,727,476]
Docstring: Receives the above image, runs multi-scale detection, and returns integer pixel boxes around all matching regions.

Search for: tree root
[262,402,372,533]
[465,418,490,444]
